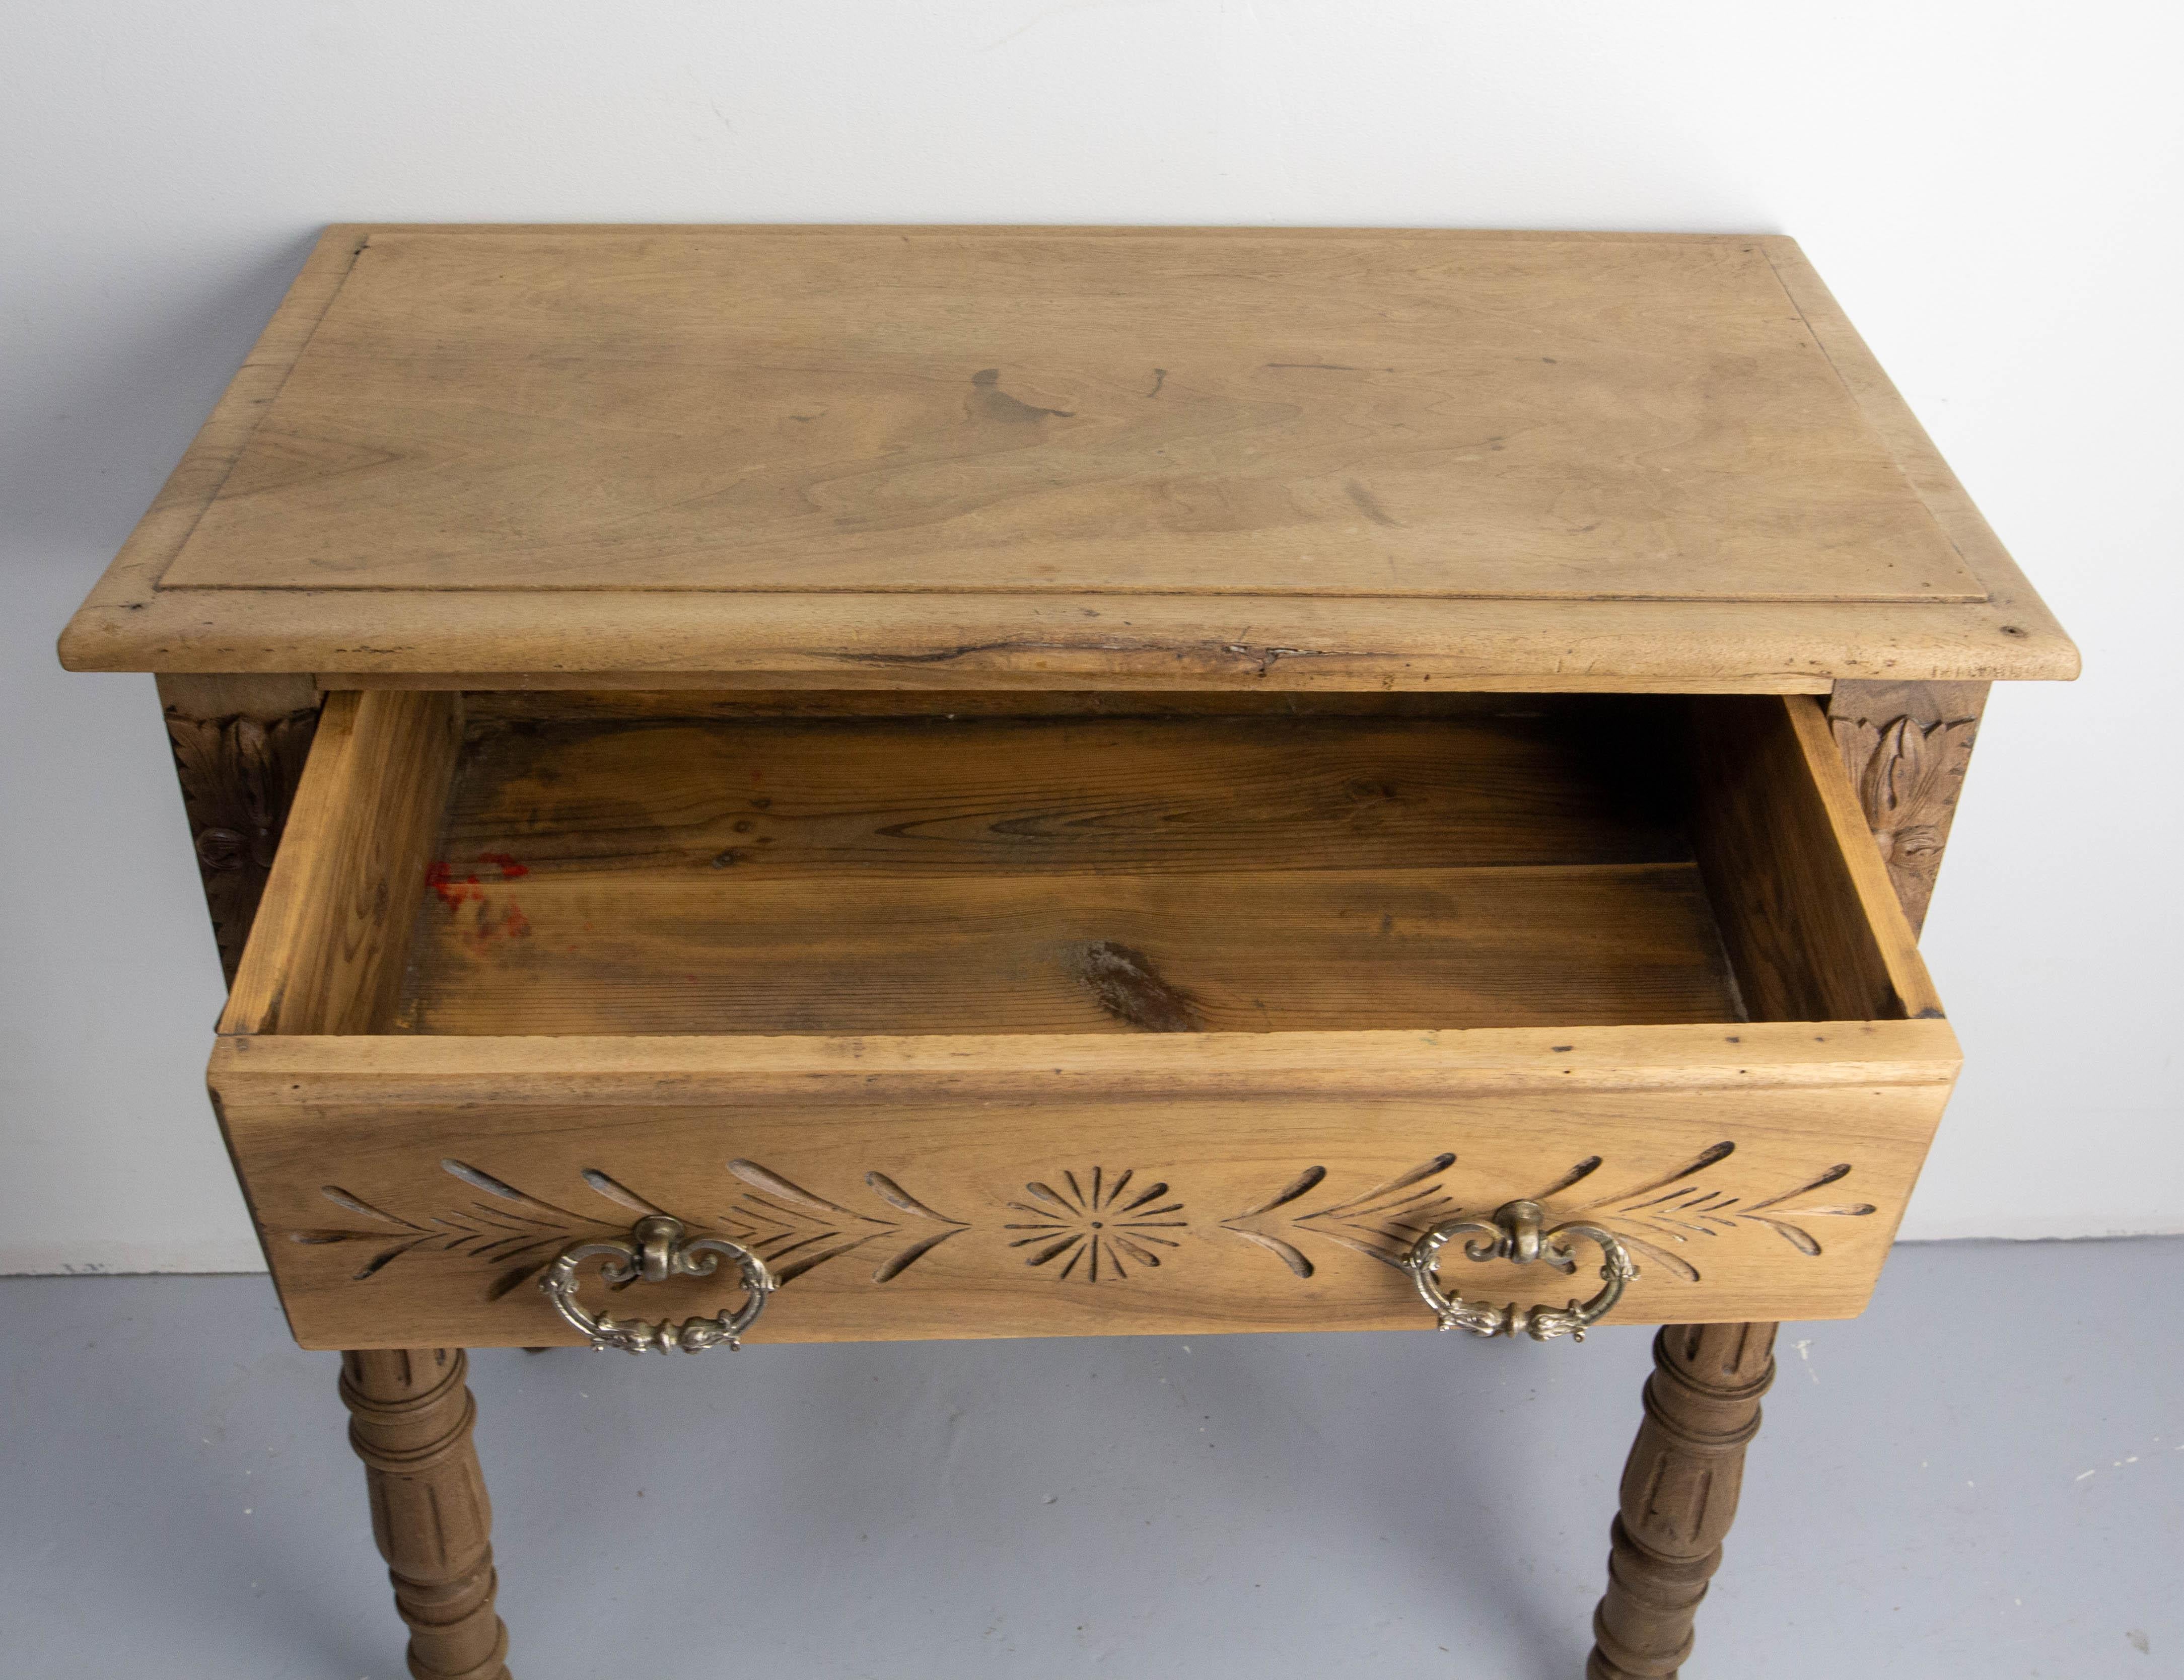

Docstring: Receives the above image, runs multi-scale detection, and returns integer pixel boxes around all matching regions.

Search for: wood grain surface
[221,689,460,1035]
[1688,695,1941,1025]
[57,227,2075,685]
[395,706,1743,1036]
[160,230,1977,603]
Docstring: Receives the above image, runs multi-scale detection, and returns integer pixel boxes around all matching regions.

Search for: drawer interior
[223,690,1934,1041]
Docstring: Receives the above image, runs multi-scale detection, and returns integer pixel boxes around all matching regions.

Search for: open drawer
[211,691,1957,1350]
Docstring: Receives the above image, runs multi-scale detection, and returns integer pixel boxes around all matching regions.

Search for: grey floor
[1,1242,2176,1678]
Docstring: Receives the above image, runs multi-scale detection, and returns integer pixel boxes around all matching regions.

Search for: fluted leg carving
[340,1348,512,1680]
[1588,1322,1777,1680]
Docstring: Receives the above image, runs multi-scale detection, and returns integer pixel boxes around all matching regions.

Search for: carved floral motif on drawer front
[290,1142,1877,1298]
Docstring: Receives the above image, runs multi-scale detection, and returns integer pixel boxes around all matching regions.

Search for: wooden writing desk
[60,227,2075,1678]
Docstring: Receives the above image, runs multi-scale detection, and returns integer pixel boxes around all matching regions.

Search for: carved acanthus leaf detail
[165,706,319,978]
[1829,712,1978,930]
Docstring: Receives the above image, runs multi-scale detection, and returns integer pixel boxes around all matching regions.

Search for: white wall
[4,2,2178,1272]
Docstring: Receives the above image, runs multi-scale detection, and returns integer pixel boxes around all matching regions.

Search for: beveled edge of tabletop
[55,225,2079,689]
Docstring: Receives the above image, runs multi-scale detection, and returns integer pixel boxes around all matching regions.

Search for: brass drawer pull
[541,1215,774,1353]
[1404,1198,1637,1341]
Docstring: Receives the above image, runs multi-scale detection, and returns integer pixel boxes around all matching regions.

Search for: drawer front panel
[215,1026,1955,1349]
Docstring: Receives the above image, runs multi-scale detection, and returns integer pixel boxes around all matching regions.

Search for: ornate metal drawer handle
[541,1215,774,1354]
[1403,1198,1637,1341]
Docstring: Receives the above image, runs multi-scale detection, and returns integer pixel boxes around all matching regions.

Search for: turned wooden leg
[340,1348,512,1680]
[1588,1322,1777,1680]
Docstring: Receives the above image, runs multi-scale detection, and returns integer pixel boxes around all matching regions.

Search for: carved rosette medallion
[1003,1167,1187,1281]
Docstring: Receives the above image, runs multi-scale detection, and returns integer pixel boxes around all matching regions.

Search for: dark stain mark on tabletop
[1346,480,1402,528]
[1068,940,1202,1033]
[968,367,1076,424]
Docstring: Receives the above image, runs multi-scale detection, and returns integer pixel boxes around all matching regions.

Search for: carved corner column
[1826,679,1988,933]
[340,1348,512,1680]
[1588,1322,1777,1680]
[156,672,323,982]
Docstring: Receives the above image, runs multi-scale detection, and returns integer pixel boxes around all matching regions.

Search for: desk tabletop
[59,226,2073,690]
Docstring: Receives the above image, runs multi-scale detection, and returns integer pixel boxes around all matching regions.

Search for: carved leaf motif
[165,707,319,978]
[722,1159,969,1284]
[1577,1150,1876,1282]
[295,1161,975,1296]
[1291,1154,1462,1268]
[1830,712,1979,928]
[1220,1155,1462,1273]
[1224,1146,1879,1286]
